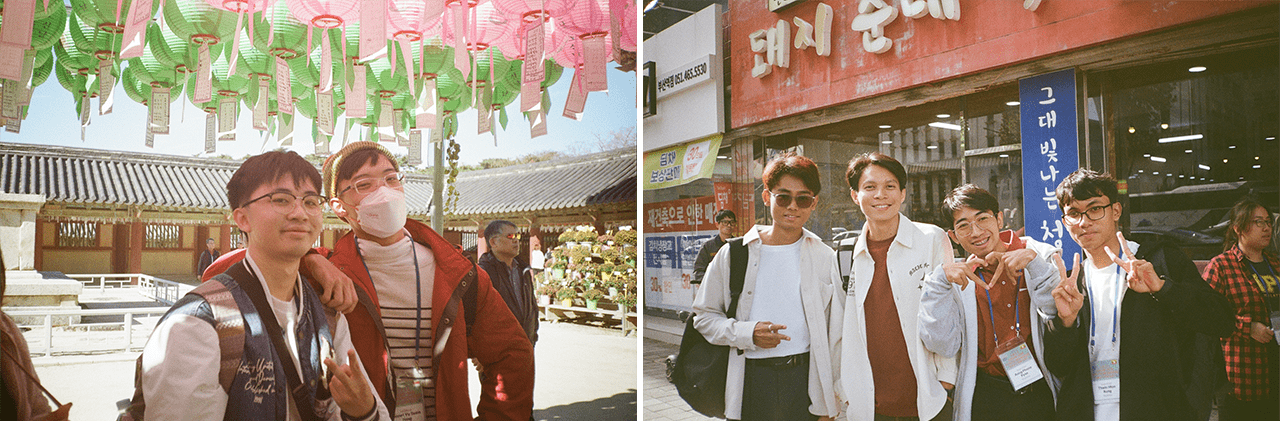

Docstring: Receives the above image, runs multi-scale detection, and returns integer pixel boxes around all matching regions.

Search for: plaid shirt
[1203,246,1279,400]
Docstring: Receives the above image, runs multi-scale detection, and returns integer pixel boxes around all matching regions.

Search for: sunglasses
[505,233,523,241]
[769,192,816,209]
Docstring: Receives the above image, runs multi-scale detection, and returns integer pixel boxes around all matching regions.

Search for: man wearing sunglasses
[693,154,843,421]
[839,152,957,421]
[692,210,738,284]
[1042,169,1232,421]
[479,220,539,346]
[918,184,1061,421]
[137,151,387,421]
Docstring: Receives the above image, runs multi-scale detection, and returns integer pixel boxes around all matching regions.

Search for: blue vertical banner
[1020,69,1081,267]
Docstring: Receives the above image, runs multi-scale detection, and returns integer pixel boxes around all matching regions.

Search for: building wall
[42,250,112,274]
[142,251,195,277]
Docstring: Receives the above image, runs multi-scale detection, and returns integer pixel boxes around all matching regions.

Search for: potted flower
[536,284,557,306]
[555,287,577,307]
[615,229,636,246]
[598,262,615,283]
[558,230,576,248]
[582,288,605,310]
[551,261,567,280]
[615,291,637,312]
[597,233,615,246]
[599,247,620,264]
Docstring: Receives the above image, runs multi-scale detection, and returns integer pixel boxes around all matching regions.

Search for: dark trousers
[872,398,953,421]
[737,352,819,421]
[970,371,1054,421]
[1220,394,1280,421]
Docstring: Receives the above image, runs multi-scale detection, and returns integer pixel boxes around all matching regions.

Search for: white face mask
[355,186,407,238]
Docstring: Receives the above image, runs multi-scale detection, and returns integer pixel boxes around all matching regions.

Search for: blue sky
[2,64,636,166]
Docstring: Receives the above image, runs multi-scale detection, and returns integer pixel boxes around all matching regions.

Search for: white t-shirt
[1083,241,1139,421]
[530,249,545,270]
[744,239,810,359]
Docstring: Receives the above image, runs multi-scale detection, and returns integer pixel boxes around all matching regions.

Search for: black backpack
[671,238,747,418]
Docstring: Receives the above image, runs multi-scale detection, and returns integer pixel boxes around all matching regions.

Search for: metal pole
[124,313,134,351]
[43,314,52,357]
[432,133,445,232]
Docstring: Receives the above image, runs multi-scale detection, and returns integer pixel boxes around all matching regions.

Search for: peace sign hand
[1052,252,1084,327]
[1103,232,1164,293]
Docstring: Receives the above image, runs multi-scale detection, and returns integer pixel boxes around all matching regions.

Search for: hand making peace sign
[1103,231,1165,293]
[1051,252,1083,327]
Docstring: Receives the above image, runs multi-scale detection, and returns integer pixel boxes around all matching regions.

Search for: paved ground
[30,321,637,420]
[643,329,717,421]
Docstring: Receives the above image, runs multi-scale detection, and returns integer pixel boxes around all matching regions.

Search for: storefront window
[1101,47,1279,260]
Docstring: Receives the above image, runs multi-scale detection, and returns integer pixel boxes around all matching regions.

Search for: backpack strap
[434,260,479,357]
[190,279,246,393]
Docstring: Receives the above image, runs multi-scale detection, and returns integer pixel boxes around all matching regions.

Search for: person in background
[692,210,737,284]
[693,154,843,421]
[196,238,219,278]
[479,220,540,346]
[1202,197,1278,421]
[919,184,1059,421]
[839,152,957,421]
[1043,169,1233,421]
[529,236,545,278]
[0,249,72,421]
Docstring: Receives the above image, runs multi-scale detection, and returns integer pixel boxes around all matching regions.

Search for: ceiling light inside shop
[1006,101,1020,106]
[1138,169,1144,173]
[928,122,962,131]
[937,114,951,118]
[717,155,728,159]
[1128,127,1136,133]
[1158,134,1203,143]
[879,125,892,129]
[927,145,939,149]
[1198,164,1211,170]
[1153,171,1160,175]
[1179,175,1185,178]
[882,140,893,144]
[1229,145,1237,149]
[1256,156,1261,160]
[1167,174,1173,177]
[999,154,1009,158]
[1224,159,1229,163]
[1143,153,1151,157]
[1150,156,1166,162]
[1254,165,1262,169]
[1161,123,1170,129]
[1185,150,1192,153]
[1267,137,1275,141]
[1188,66,1207,73]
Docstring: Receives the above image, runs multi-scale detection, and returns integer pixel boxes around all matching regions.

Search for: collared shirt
[974,231,1037,378]
[1203,246,1279,400]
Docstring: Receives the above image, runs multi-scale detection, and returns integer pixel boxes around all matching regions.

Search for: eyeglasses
[952,213,997,236]
[242,192,326,215]
[717,220,737,226]
[1249,218,1274,229]
[340,172,405,196]
[769,192,816,209]
[1062,202,1113,225]
[505,233,523,241]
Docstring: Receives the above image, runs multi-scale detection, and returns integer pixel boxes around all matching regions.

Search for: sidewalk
[643,338,717,421]
[32,322,637,420]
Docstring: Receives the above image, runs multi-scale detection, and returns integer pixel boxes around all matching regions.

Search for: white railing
[66,274,195,305]
[3,307,172,356]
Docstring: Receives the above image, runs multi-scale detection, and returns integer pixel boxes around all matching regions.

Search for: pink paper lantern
[611,0,635,52]
[442,1,515,52]
[204,0,269,13]
[554,0,607,38]
[490,16,553,60]
[387,0,444,41]
[549,23,611,69]
[490,0,577,23]
[286,0,360,28]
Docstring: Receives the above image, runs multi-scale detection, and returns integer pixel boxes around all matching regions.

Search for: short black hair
[484,220,517,247]
[715,210,736,222]
[226,151,322,210]
[1055,169,1119,209]
[846,152,908,189]
[762,153,822,195]
[940,184,1000,229]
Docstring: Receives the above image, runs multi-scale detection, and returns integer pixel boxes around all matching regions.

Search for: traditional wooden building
[0,142,636,281]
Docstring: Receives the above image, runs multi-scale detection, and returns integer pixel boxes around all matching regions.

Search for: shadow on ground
[534,389,637,420]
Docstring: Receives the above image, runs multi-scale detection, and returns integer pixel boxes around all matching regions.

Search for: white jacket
[840,213,958,421]
[918,235,1062,421]
[693,226,844,420]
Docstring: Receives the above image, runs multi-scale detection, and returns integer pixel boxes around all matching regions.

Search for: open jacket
[1202,246,1279,401]
[918,234,1061,421]
[478,251,539,345]
[207,219,535,420]
[1042,238,1234,421]
[691,226,844,420]
[841,213,958,421]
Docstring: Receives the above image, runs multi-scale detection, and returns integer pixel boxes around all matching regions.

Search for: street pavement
[643,337,717,421]
[30,321,637,421]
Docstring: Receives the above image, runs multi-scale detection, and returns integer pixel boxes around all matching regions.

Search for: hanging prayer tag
[276,58,293,115]
[562,72,586,120]
[204,112,216,153]
[317,91,334,136]
[996,335,1044,392]
[253,79,269,130]
[150,87,170,134]
[218,97,237,141]
[195,44,213,103]
[408,130,422,166]
[98,59,115,115]
[350,63,368,118]
[581,34,608,92]
[522,19,545,84]
[530,109,547,138]
[279,113,294,146]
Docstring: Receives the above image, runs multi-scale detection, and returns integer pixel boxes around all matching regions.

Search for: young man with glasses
[919,184,1060,421]
[1043,169,1233,421]
[138,151,388,420]
[692,210,738,284]
[478,220,539,346]
[692,154,843,421]
[838,152,957,421]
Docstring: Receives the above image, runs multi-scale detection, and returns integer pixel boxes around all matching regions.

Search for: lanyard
[1087,251,1126,349]
[979,271,1022,344]
[354,234,425,369]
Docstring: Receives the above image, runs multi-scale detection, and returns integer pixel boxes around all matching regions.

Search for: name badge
[393,367,430,421]
[996,336,1044,391]
[1091,359,1120,405]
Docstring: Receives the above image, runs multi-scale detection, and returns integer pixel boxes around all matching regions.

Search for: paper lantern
[549,25,612,68]
[442,1,515,51]
[553,0,607,37]
[164,0,239,46]
[29,0,67,50]
[30,49,54,87]
[491,0,577,23]
[67,12,124,60]
[612,0,635,52]
[132,24,187,87]
[204,0,268,13]
[490,16,552,61]
[252,0,313,59]
[388,0,444,42]
[285,0,360,29]
[69,0,157,34]
[121,66,151,104]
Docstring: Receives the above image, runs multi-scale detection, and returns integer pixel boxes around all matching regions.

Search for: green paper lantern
[29,0,66,50]
[163,0,239,47]
[251,0,312,59]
